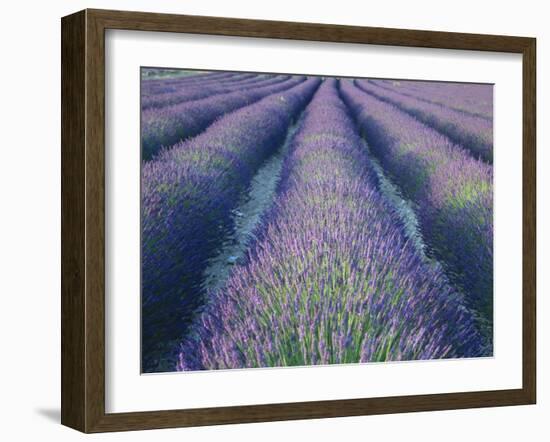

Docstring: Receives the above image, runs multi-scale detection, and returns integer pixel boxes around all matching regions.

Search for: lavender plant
[339,80,493,336]
[355,79,493,163]
[371,79,493,120]
[141,76,306,161]
[141,78,321,371]
[142,71,241,96]
[176,79,483,371]
[141,74,279,110]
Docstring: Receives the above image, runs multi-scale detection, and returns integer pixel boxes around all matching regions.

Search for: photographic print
[140,68,493,374]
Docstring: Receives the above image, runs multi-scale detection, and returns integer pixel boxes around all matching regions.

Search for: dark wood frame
[61,8,536,433]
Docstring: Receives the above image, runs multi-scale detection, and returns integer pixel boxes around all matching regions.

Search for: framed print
[61,9,536,433]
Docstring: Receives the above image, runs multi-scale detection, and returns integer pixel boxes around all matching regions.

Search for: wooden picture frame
[61,8,536,433]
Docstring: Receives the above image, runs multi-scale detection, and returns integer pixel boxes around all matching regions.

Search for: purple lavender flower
[370,79,493,120]
[141,78,321,371]
[142,74,289,110]
[339,79,493,333]
[141,71,240,96]
[176,79,484,371]
[355,79,493,163]
[141,76,307,161]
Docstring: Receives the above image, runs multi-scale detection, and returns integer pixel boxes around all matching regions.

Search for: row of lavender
[176,79,484,371]
[339,80,493,336]
[140,71,492,371]
[142,73,285,110]
[142,75,306,160]
[355,79,493,163]
[142,78,321,371]
[142,71,240,96]
[370,79,493,120]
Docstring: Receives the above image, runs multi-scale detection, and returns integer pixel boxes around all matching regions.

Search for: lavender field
[140,68,493,373]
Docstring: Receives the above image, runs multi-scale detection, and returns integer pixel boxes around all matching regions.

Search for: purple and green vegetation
[176,79,483,371]
[355,79,493,163]
[142,71,240,95]
[140,69,493,373]
[141,77,321,371]
[141,75,306,161]
[370,79,493,120]
[339,80,493,336]
[142,71,254,95]
[141,73,273,109]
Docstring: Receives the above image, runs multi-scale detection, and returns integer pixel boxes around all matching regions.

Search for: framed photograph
[61,9,536,433]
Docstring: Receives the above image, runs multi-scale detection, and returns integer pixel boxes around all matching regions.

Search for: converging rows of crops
[140,69,494,373]
[355,79,493,163]
[368,79,493,121]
